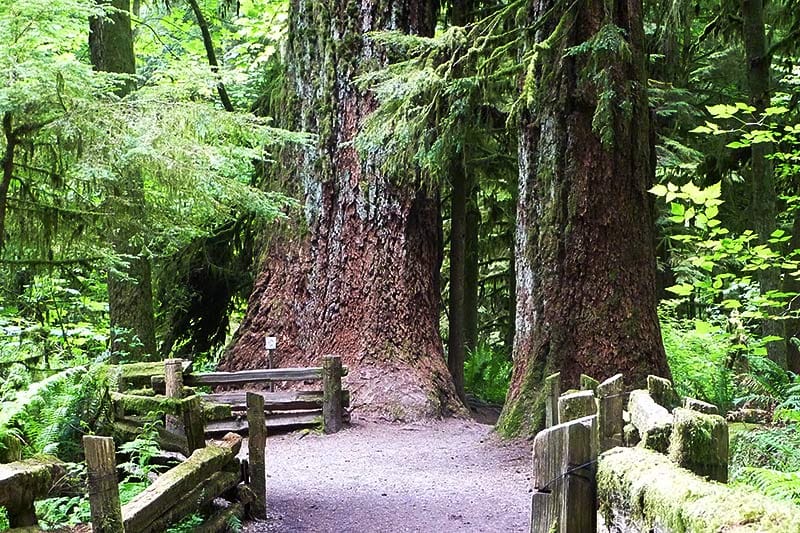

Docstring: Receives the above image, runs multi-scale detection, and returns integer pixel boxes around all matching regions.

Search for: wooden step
[203,390,350,412]
[204,411,323,436]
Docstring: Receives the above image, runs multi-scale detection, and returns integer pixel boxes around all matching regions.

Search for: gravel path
[243,417,531,533]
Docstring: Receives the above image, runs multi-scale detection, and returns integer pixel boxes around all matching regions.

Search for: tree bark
[0,113,16,251]
[185,0,235,112]
[221,0,462,420]
[448,156,468,402]
[497,0,669,437]
[741,0,785,367]
[90,0,157,361]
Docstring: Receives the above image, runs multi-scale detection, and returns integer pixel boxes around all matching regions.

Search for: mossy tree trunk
[90,0,156,361]
[221,0,462,420]
[497,0,669,437]
[446,0,479,403]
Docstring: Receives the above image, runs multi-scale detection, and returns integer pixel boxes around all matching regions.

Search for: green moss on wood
[598,447,800,532]
[669,408,728,482]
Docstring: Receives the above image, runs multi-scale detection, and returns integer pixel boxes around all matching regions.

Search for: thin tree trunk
[0,113,16,251]
[90,0,156,361]
[185,0,234,112]
[497,0,670,437]
[464,180,480,354]
[221,0,462,420]
[448,156,468,402]
[742,0,785,367]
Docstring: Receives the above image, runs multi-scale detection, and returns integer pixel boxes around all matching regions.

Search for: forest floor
[242,413,531,533]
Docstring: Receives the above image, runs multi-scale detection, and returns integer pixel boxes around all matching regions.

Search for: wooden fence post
[597,374,624,452]
[322,355,343,433]
[545,372,561,428]
[531,416,597,533]
[247,392,267,519]
[182,396,206,453]
[164,358,184,433]
[83,436,124,533]
[558,390,596,423]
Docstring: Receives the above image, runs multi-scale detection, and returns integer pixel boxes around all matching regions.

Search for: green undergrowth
[661,316,733,409]
[464,343,512,404]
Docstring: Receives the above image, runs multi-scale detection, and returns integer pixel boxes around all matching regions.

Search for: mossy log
[628,390,672,453]
[0,458,65,527]
[137,471,240,533]
[647,375,681,410]
[598,447,800,532]
[196,501,244,533]
[121,440,237,532]
[117,360,191,391]
[111,392,183,417]
[668,408,728,482]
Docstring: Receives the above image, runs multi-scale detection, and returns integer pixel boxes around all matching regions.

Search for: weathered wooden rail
[83,391,268,533]
[531,372,800,533]
[113,355,349,446]
[0,457,66,529]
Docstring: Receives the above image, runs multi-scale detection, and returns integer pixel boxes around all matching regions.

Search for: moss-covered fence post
[247,392,267,519]
[164,358,184,433]
[84,436,124,533]
[597,374,624,452]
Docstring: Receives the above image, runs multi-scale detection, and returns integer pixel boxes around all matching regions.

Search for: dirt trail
[243,417,531,533]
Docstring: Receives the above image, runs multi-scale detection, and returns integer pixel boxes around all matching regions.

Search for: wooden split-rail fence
[530,372,800,533]
[0,357,349,531]
[113,355,350,452]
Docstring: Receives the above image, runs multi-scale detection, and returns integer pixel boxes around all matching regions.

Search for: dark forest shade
[497,0,670,437]
[221,0,463,420]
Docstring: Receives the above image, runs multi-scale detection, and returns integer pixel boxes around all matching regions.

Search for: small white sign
[265,336,277,350]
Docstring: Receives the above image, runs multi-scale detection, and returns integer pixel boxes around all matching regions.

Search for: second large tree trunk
[220,0,462,420]
[497,0,670,437]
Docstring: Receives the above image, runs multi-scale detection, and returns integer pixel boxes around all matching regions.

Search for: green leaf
[649,184,668,196]
[666,283,694,297]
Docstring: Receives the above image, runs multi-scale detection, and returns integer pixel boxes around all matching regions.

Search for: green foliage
[0,507,8,530]
[167,513,206,533]
[0,363,113,460]
[736,468,800,505]
[464,344,511,404]
[660,314,733,409]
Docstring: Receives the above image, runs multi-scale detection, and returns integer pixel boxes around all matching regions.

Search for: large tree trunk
[90,0,157,361]
[497,0,670,437]
[741,0,785,367]
[220,0,462,420]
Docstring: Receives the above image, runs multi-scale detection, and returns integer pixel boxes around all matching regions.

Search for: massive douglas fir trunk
[497,0,670,437]
[221,0,463,420]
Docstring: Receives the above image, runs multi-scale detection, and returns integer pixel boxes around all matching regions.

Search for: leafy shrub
[730,425,800,479]
[464,344,512,404]
[661,316,733,409]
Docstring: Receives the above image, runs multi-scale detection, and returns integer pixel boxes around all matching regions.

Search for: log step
[205,411,323,436]
[203,390,350,411]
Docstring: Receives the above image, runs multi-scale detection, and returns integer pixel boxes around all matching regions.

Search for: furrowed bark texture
[221,0,462,420]
[497,0,669,437]
[90,0,156,360]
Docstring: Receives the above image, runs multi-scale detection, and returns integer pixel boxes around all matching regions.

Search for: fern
[737,468,800,505]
